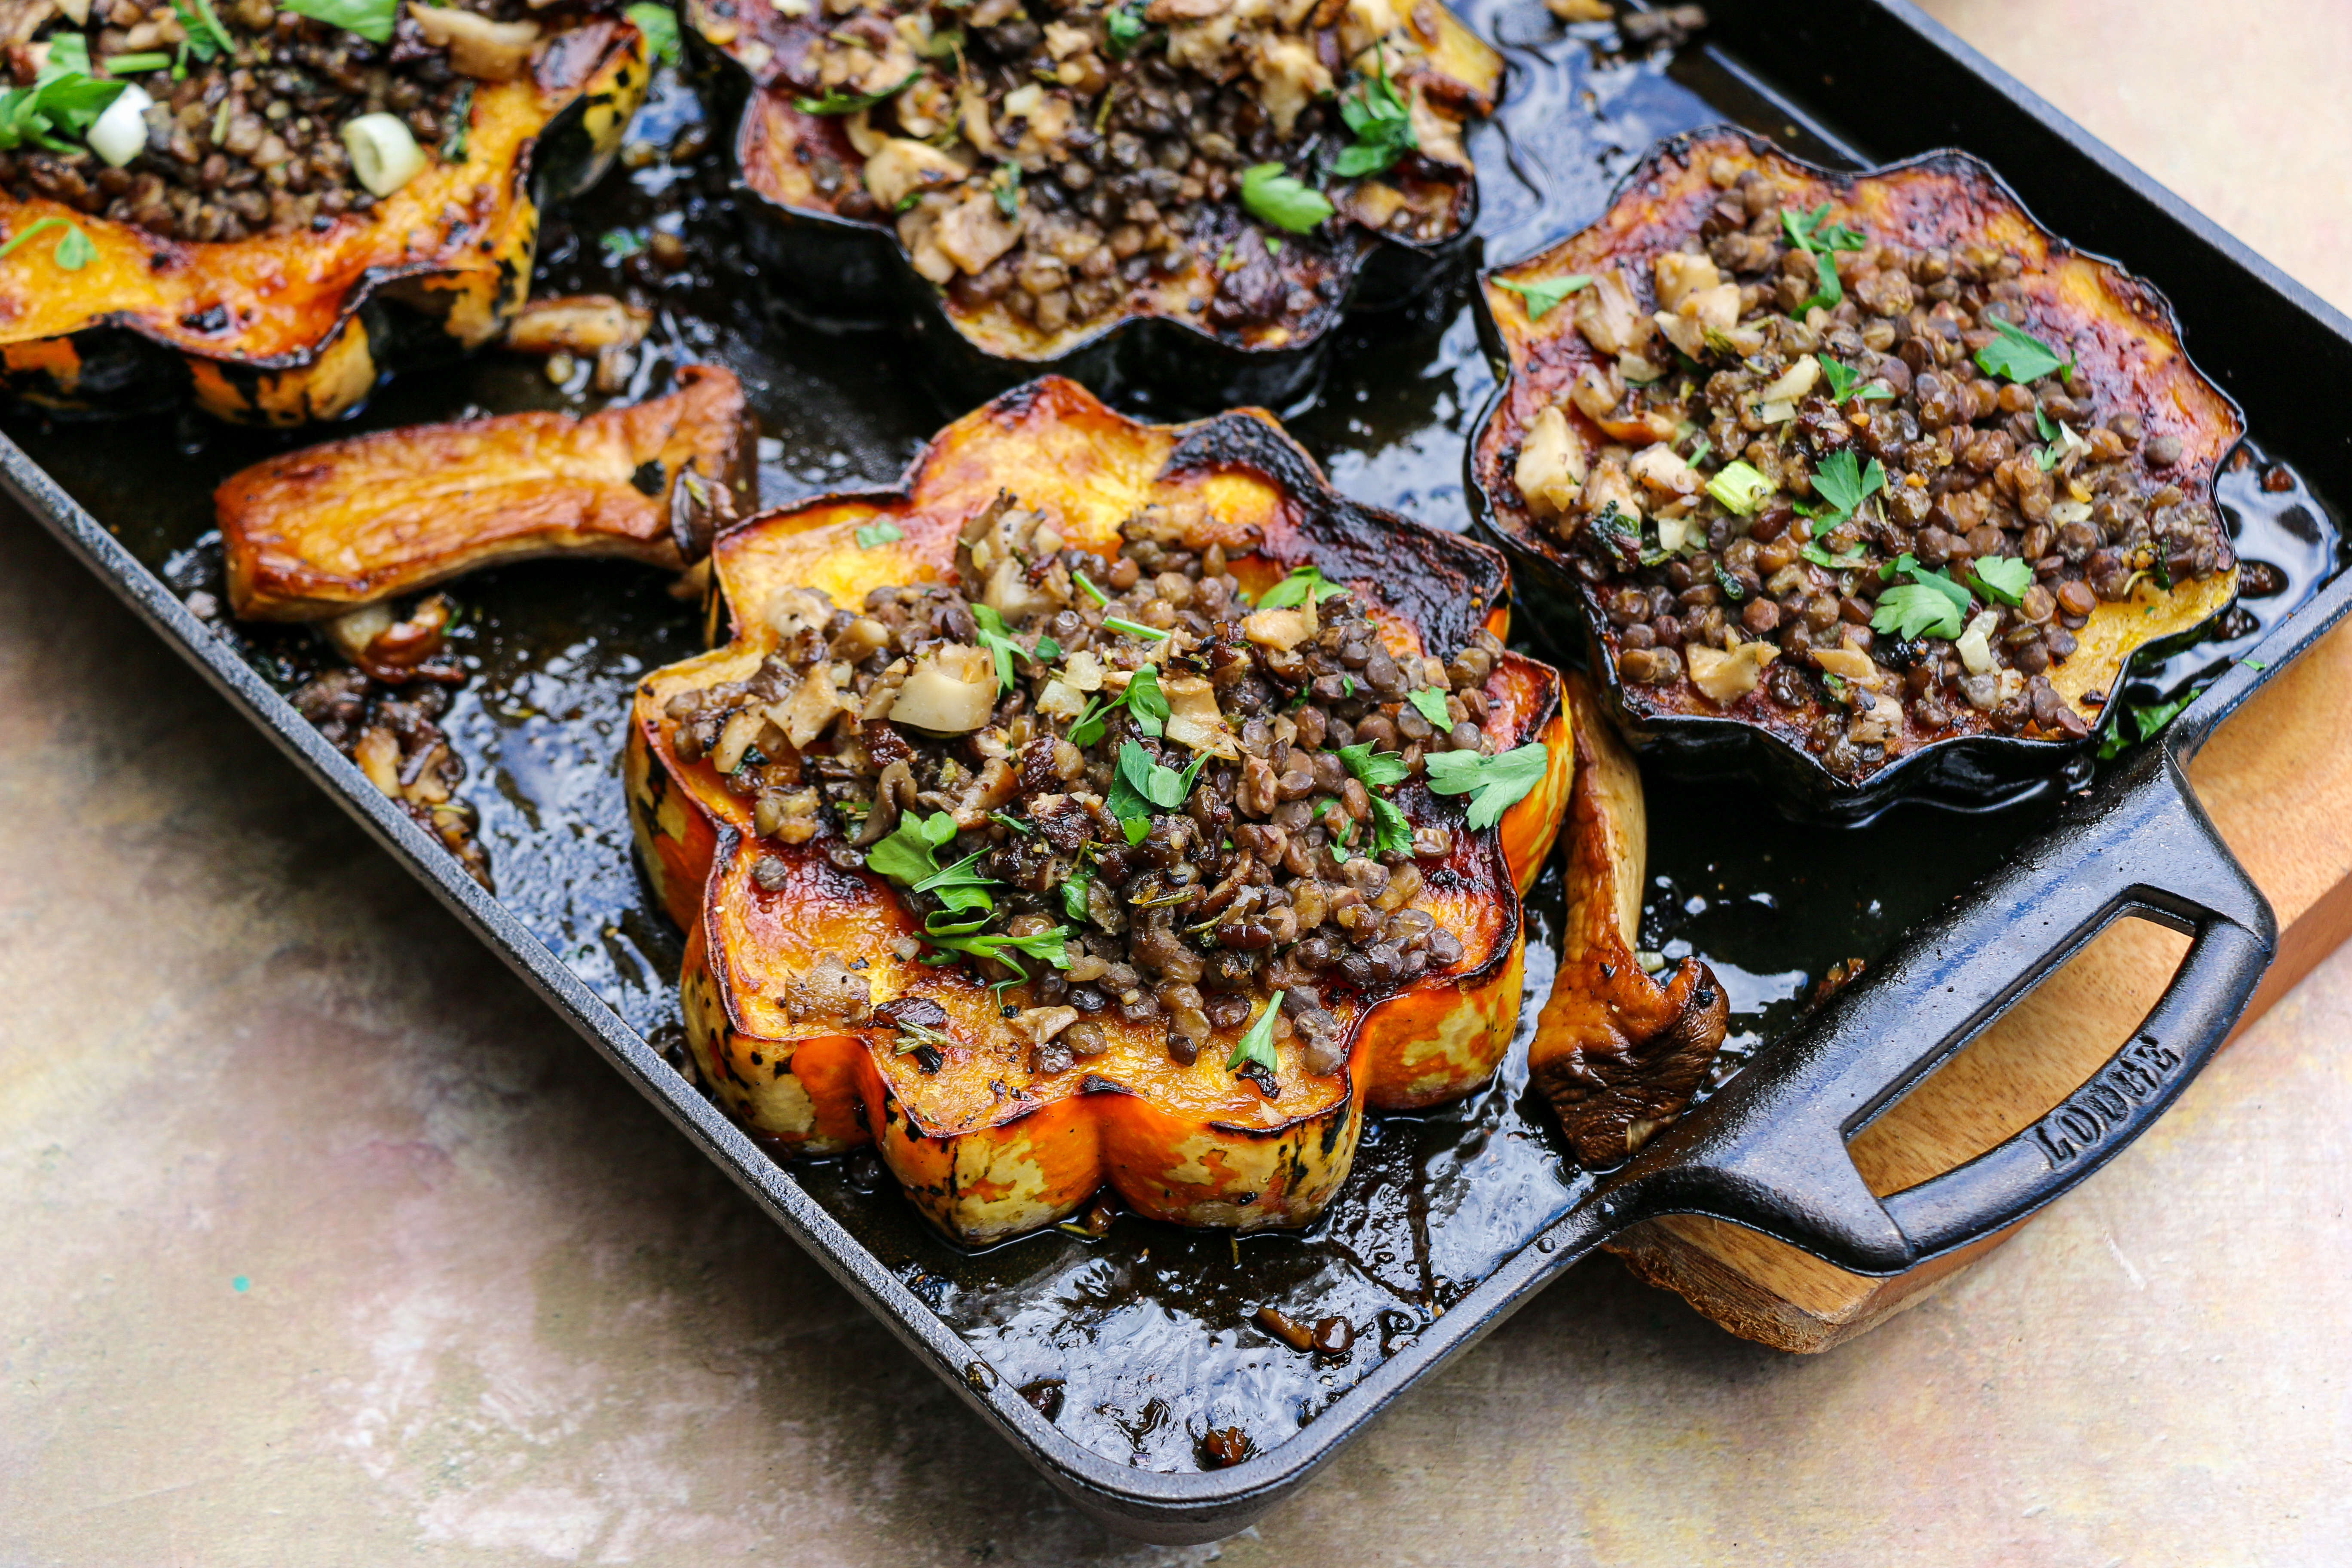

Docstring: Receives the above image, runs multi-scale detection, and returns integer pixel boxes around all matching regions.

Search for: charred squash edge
[622,375,1581,1243]
[0,18,652,426]
[1465,126,2247,816]
[681,2,1499,413]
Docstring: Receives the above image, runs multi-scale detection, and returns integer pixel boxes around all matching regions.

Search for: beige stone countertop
[5,2,2349,1562]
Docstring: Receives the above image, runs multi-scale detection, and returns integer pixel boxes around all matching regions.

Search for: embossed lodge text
[2030,1037,2184,1168]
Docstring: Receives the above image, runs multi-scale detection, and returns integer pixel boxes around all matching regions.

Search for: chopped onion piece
[88,83,152,168]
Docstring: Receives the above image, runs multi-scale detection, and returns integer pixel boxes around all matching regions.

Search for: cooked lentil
[740,0,1485,336]
[5,0,549,242]
[666,499,1520,1078]
[1506,153,2235,775]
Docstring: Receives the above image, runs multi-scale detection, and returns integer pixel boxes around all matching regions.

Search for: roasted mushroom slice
[218,365,754,621]
[0,15,649,424]
[624,376,1593,1244]
[691,0,1501,409]
[1470,129,2245,815]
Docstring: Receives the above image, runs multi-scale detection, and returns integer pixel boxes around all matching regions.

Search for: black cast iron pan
[5,0,2351,1543]
[6,416,2338,1536]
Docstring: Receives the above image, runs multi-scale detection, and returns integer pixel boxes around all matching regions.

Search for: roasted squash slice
[0,18,650,426]
[624,376,1590,1244]
[1469,129,2245,813]
[1528,673,1727,1167]
[218,364,753,620]
[688,0,1501,409]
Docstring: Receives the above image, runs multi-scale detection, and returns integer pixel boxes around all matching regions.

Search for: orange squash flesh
[1473,129,2244,756]
[217,364,753,620]
[0,19,649,425]
[626,376,1582,1243]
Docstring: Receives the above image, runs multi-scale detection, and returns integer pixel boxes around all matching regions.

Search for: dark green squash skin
[684,21,1482,417]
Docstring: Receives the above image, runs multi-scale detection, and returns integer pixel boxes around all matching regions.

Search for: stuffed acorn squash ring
[623,377,1602,1244]
[1469,129,2245,812]
[689,0,1501,409]
[0,5,650,424]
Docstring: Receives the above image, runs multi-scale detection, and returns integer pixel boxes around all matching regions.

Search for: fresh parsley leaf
[989,810,1033,835]
[1493,273,1591,321]
[174,0,234,58]
[1798,248,1843,313]
[1871,583,1965,640]
[1106,740,1164,825]
[1783,202,1866,253]
[913,851,1001,922]
[1060,859,1095,924]
[622,1,681,61]
[1239,162,1332,233]
[1975,315,2070,384]
[2098,686,2206,760]
[1799,540,1868,570]
[1253,563,1348,609]
[1868,555,1972,640]
[0,55,127,153]
[1366,792,1413,857]
[993,161,1021,218]
[796,68,921,116]
[854,520,903,549]
[1779,204,1855,313]
[0,217,92,270]
[922,925,1072,974]
[1075,663,1170,746]
[1715,564,1748,602]
[866,809,957,885]
[1332,56,1415,179]
[1819,355,1894,404]
[1336,741,1408,788]
[1970,555,2034,607]
[600,227,648,263]
[1105,741,1204,828]
[1810,449,1886,521]
[971,603,1057,694]
[1104,0,1150,58]
[283,0,397,43]
[1705,460,1772,515]
[50,221,92,270]
[1406,686,1453,727]
[1125,663,1170,733]
[1423,741,1548,830]
[1228,990,1283,1073]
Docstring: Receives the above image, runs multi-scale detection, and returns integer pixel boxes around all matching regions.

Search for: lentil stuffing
[1508,153,2234,776]
[740,0,1487,336]
[664,498,1546,1081]
[1,0,569,242]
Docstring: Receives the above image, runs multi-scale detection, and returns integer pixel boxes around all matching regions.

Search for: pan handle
[1602,742,2275,1276]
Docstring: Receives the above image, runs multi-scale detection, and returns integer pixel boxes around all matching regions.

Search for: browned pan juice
[9,1,2340,1473]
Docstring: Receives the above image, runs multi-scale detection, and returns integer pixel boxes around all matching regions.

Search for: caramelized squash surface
[219,364,753,619]
[625,377,1585,1243]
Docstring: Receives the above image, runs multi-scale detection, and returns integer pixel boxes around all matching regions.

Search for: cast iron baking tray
[6,0,2351,1542]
